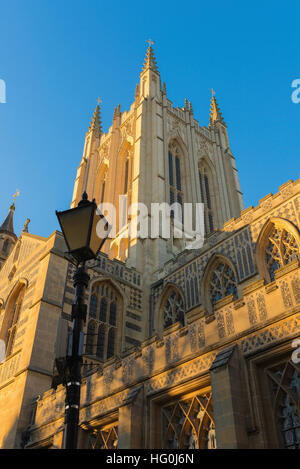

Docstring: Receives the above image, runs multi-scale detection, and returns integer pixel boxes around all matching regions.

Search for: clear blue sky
[0,0,299,238]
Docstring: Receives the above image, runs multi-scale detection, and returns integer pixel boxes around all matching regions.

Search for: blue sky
[0,0,299,238]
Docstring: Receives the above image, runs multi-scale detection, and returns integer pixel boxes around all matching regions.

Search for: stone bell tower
[71,44,244,280]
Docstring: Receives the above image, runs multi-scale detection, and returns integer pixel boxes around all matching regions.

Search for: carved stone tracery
[162,392,215,449]
[266,226,299,281]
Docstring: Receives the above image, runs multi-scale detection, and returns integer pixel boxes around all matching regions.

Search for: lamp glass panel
[89,210,108,255]
[59,205,93,252]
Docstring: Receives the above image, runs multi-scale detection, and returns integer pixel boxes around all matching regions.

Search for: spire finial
[146,39,155,47]
[88,100,102,136]
[142,39,159,73]
[13,190,20,203]
[209,91,226,127]
[23,218,30,233]
[11,189,20,209]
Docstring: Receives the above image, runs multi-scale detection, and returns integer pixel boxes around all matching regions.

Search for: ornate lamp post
[56,192,111,449]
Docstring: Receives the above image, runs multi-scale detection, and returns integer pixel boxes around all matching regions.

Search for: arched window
[168,142,183,219]
[256,219,300,282]
[207,260,237,306]
[0,285,25,357]
[198,161,214,234]
[100,180,106,204]
[162,289,185,329]
[86,282,120,360]
[265,226,299,281]
[266,360,300,448]
[123,158,129,194]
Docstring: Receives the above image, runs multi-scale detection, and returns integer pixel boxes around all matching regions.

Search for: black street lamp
[56,192,111,449]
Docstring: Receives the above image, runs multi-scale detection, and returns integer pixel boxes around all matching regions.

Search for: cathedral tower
[71,45,244,278]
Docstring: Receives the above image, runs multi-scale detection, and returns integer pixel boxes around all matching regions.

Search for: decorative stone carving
[256,293,267,321]
[225,308,235,336]
[216,312,226,339]
[291,276,300,304]
[165,333,179,363]
[280,281,293,308]
[247,297,257,325]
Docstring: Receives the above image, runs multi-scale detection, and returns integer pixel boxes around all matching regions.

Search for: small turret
[0,191,19,269]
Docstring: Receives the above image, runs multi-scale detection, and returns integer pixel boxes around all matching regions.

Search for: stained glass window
[86,282,119,361]
[267,360,300,449]
[198,163,214,235]
[1,285,25,357]
[88,424,118,449]
[163,290,185,329]
[209,261,237,306]
[162,391,216,449]
[124,159,129,194]
[168,143,183,222]
[265,227,299,281]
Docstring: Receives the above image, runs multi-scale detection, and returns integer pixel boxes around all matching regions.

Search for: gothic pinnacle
[23,218,30,233]
[142,39,159,73]
[209,92,226,127]
[88,100,102,136]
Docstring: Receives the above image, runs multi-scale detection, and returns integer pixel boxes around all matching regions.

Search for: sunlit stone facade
[0,47,299,449]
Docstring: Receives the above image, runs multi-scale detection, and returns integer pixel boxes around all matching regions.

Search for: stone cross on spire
[13,190,20,205]
[10,189,20,211]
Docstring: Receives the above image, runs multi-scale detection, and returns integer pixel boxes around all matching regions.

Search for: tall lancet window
[123,158,129,194]
[86,282,120,361]
[168,142,183,219]
[198,161,214,234]
[100,181,106,204]
[1,285,25,357]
